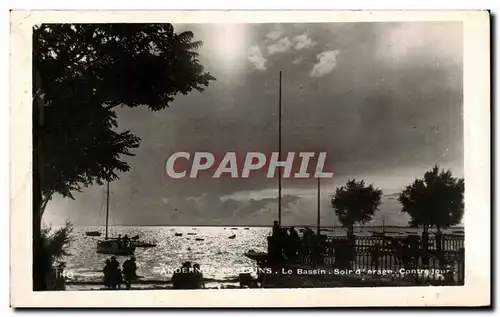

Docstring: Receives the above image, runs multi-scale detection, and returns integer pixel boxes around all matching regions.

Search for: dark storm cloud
[44,22,463,226]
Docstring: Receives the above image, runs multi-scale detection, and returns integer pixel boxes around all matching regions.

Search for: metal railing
[268,234,465,286]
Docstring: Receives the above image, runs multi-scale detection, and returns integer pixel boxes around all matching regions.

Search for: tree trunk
[33,112,46,291]
[33,68,47,291]
[347,224,355,263]
[421,224,430,266]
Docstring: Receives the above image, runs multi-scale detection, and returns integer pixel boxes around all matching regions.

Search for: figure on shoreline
[103,259,112,289]
[172,261,192,289]
[172,261,205,289]
[193,263,205,289]
[122,256,137,289]
[102,256,122,289]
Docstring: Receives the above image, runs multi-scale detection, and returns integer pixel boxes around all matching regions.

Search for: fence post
[459,247,465,285]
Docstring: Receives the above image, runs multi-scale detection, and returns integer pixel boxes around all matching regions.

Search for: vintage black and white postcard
[10,10,490,307]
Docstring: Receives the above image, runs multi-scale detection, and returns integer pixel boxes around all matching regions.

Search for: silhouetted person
[123,234,130,247]
[281,227,289,261]
[288,226,300,262]
[172,261,193,289]
[193,263,205,289]
[109,256,122,289]
[272,220,280,237]
[103,259,112,289]
[302,227,314,258]
[116,234,123,248]
[122,256,137,289]
[310,231,320,267]
[270,220,282,263]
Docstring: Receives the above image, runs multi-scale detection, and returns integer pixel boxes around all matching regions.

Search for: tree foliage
[331,179,383,235]
[33,24,215,211]
[398,165,464,231]
[32,24,215,290]
[40,222,74,265]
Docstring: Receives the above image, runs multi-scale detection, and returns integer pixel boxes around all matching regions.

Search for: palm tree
[331,179,383,238]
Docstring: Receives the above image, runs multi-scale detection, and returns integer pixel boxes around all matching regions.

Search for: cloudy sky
[44,22,463,227]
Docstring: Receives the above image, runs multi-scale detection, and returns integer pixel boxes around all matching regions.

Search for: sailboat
[96,182,136,255]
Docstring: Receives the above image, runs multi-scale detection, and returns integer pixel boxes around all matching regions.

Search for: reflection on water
[61,225,463,287]
[63,226,269,284]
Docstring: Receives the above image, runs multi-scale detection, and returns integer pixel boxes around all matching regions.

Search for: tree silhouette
[33,24,215,290]
[398,165,464,233]
[331,179,383,237]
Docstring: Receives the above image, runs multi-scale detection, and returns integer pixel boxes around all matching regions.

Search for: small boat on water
[187,232,197,236]
[244,228,249,230]
[195,238,204,241]
[86,231,101,237]
[133,240,157,248]
[228,234,236,239]
[97,238,136,255]
[95,182,136,255]
[175,233,183,237]
[231,228,238,230]
[244,250,268,261]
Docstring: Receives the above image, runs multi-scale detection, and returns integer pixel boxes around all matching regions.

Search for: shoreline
[63,269,455,291]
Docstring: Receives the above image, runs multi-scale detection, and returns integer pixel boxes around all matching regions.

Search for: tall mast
[278,71,282,226]
[317,177,320,234]
[105,182,110,240]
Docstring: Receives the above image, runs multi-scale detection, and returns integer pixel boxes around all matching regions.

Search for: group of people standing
[102,257,205,290]
[103,256,137,289]
[270,220,322,264]
[171,261,205,289]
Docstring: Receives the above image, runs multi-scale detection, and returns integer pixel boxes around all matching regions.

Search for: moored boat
[133,241,157,248]
[95,182,136,255]
[97,238,136,255]
[244,250,268,262]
